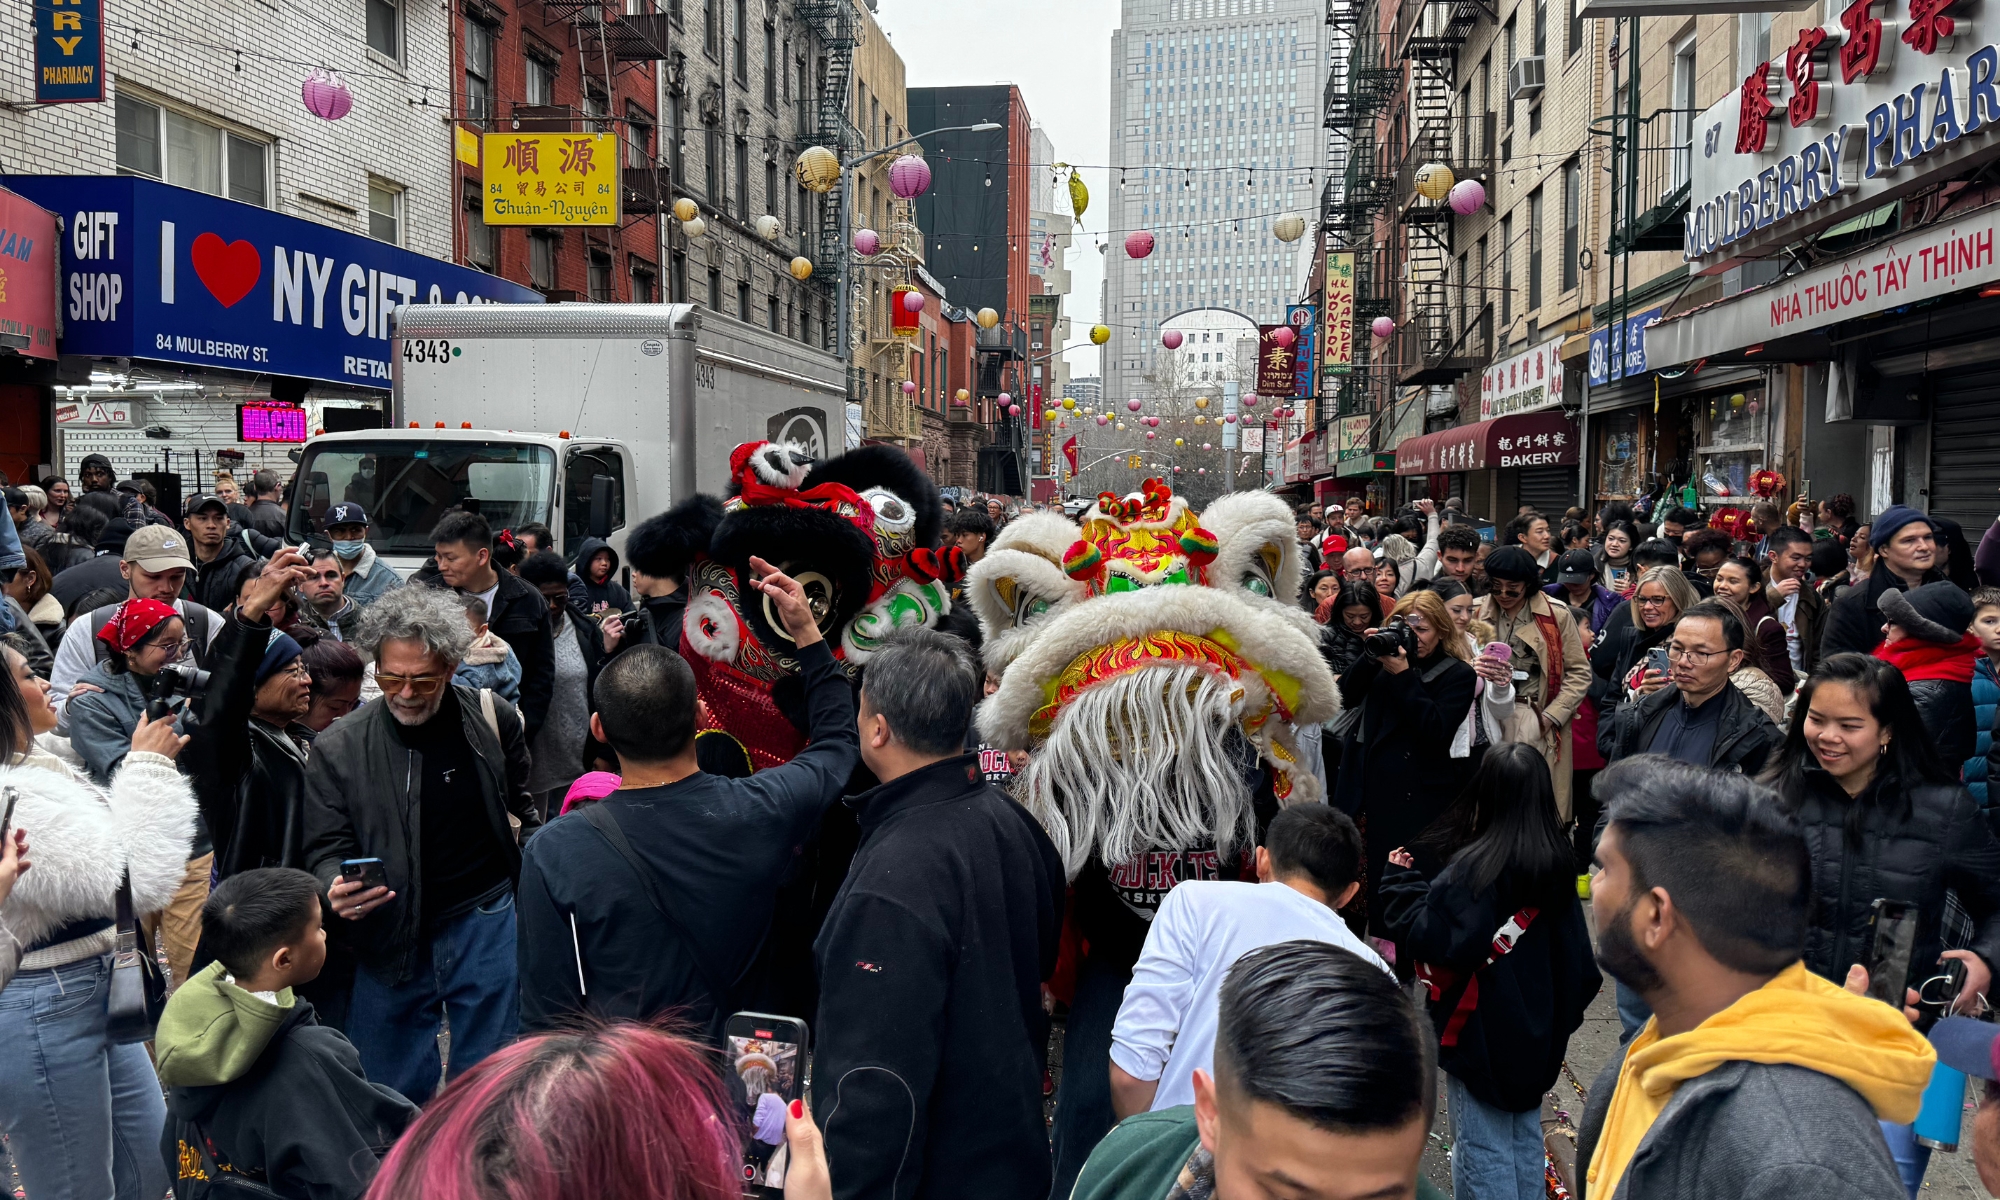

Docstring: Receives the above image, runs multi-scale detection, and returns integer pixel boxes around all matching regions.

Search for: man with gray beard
[301,583,537,1104]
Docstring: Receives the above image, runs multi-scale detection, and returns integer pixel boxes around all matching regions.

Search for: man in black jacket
[182,493,260,614]
[813,627,1065,1200]
[302,582,539,1104]
[1598,601,1783,778]
[515,557,856,1031]
[415,511,555,743]
[620,498,720,652]
[246,469,289,539]
[1822,505,1943,659]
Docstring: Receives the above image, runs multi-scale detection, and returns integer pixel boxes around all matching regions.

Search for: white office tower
[1104,0,1327,409]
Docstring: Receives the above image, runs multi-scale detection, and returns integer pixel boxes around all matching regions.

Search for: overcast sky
[873,0,1119,384]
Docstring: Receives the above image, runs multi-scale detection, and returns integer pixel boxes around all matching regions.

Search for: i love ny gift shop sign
[4,175,540,388]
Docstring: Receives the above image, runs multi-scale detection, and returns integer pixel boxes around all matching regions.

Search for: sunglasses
[376,673,448,697]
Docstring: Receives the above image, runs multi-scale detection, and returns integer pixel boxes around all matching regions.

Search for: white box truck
[283,302,845,573]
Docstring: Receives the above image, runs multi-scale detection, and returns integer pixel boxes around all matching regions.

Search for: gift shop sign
[1650,203,2000,367]
[1480,336,1565,420]
[1687,2,2000,271]
[2,175,541,389]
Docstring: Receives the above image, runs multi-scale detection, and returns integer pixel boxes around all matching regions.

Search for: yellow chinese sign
[482,133,621,226]
[455,126,480,167]
[1127,454,1144,469]
[1323,251,1355,375]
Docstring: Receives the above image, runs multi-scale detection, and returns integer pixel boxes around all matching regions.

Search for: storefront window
[1594,409,1645,500]
[1695,384,1766,506]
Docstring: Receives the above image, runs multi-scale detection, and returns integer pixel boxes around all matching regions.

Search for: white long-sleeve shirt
[1109,879,1390,1111]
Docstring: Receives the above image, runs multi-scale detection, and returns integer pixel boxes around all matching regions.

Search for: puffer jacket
[1972,657,2000,813]
[1785,768,2000,989]
[1875,633,1980,772]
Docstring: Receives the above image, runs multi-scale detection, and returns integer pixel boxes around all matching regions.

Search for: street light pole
[833,121,1001,438]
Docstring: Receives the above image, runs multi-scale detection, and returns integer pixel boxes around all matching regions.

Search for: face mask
[331,540,366,560]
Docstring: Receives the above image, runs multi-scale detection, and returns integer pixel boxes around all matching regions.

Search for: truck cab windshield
[288,440,556,555]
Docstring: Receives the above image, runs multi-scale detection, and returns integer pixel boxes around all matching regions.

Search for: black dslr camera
[1363,616,1420,659]
[144,663,210,721]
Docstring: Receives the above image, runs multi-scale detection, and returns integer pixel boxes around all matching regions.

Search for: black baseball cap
[323,501,369,529]
[184,494,229,516]
[1556,549,1597,585]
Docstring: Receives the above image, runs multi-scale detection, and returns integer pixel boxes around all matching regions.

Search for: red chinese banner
[1257,325,1299,396]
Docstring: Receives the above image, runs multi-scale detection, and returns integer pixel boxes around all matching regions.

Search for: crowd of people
[0,461,1997,1200]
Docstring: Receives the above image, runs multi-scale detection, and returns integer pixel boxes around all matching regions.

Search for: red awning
[1394,409,1578,476]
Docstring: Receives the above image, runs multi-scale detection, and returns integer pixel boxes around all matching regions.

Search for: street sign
[482,133,621,226]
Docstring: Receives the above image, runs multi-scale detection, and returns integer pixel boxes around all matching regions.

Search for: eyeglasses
[376,673,448,697]
[147,637,189,658]
[1665,643,1726,664]
[1635,595,1672,608]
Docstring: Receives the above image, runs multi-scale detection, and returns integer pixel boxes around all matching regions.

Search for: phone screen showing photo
[729,1030,801,1190]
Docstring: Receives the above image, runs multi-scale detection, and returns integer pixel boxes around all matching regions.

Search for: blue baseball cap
[322,502,369,529]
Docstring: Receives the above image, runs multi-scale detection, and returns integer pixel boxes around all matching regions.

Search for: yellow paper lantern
[1044,409,1059,420]
[1194,414,1208,425]
[1272,213,1307,242]
[1116,422,1127,430]
[977,307,1001,329]
[1414,162,1456,201]
[672,197,699,223]
[1062,397,1077,410]
[954,388,970,404]
[788,257,814,281]
[796,146,841,193]
[1091,324,1111,345]
[1194,396,1210,409]
[682,216,707,239]
[1174,437,1185,446]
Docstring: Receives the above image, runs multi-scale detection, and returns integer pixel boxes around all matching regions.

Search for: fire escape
[1322,0,1397,421]
[795,0,860,285]
[1387,0,1489,385]
[531,0,677,243]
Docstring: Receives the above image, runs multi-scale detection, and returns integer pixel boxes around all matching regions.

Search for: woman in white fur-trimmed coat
[0,642,195,1200]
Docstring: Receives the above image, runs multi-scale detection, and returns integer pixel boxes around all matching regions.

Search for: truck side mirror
[589,474,614,540]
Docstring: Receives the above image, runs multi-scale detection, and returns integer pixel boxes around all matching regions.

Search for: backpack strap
[577,801,736,1017]
[1414,907,1541,1047]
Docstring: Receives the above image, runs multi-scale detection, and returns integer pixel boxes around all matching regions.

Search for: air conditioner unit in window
[1508,56,1546,101]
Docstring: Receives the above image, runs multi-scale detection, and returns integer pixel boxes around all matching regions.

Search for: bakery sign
[1687,2,2000,271]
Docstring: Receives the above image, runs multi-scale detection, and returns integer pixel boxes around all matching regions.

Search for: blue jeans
[0,954,170,1200]
[347,888,520,1105]
[1880,1120,1931,1198]
[1448,1073,1545,1200]
[1049,954,1131,1200]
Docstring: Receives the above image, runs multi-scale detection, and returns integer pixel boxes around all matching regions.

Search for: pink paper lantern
[1096,415,1110,426]
[1241,395,1259,408]
[1127,399,1143,412]
[1202,443,1213,450]
[901,291,925,313]
[1223,413,1237,424]
[1371,316,1397,338]
[1125,230,1156,259]
[887,155,932,199]
[1145,416,1161,427]
[1008,404,1022,416]
[1146,430,1157,439]
[854,228,881,256]
[1447,178,1487,215]
[302,69,353,121]
[1162,330,1184,350]
[1173,466,1183,474]
[1272,326,1296,348]
[998,392,1012,405]
[901,380,917,396]
[1197,468,1207,475]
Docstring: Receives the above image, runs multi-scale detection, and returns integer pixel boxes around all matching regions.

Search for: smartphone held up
[725,1011,808,1196]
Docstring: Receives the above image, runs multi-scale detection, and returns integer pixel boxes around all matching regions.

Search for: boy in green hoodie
[156,868,418,1200]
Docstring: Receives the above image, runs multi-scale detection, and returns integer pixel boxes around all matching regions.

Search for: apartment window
[1502,18,1515,126]
[463,180,497,271]
[465,18,494,122]
[732,0,748,82]
[367,181,402,244]
[768,294,780,332]
[1499,215,1512,326]
[764,22,777,110]
[116,95,269,207]
[582,89,608,134]
[1561,159,1580,291]
[704,125,724,202]
[703,0,719,58]
[764,160,779,222]
[366,0,400,59]
[1671,35,1698,191]
[588,251,614,302]
[525,55,557,107]
[1567,0,1582,58]
[1533,0,1546,58]
[737,280,751,322]
[631,260,656,302]
[707,267,722,311]
[625,104,653,167]
[735,137,749,221]
[530,232,558,290]
[667,91,685,181]
[1527,189,1544,310]
[670,251,687,301]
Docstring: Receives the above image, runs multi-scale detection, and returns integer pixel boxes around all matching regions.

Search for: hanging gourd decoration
[1194,395,1210,409]
[683,216,707,238]
[1447,179,1487,215]
[1272,213,1307,242]
[755,214,783,240]
[796,146,841,193]
[854,228,881,256]
[954,388,970,406]
[977,308,1001,329]
[1162,330,1184,349]
[1272,327,1296,348]
[672,197,700,223]
[1371,316,1396,338]
[1125,230,1157,259]
[1415,162,1456,201]
[302,69,353,121]
[902,380,918,396]
[902,291,926,313]
[887,155,932,199]
[1067,167,1089,226]
[788,257,814,281]
[1062,397,1078,410]
[1091,324,1111,345]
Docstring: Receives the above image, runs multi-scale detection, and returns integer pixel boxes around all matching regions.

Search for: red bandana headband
[97,598,177,653]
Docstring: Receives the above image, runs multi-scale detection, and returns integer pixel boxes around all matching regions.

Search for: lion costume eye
[1241,574,1273,597]
[763,568,837,642]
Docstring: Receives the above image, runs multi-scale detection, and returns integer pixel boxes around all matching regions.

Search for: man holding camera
[49,524,223,723]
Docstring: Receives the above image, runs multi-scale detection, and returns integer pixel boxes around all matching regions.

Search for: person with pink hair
[366,1022,831,1200]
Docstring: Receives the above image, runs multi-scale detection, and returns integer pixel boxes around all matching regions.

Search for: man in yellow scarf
[1576,756,1934,1200]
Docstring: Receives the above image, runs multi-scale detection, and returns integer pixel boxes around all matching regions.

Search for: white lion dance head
[968,481,1337,879]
